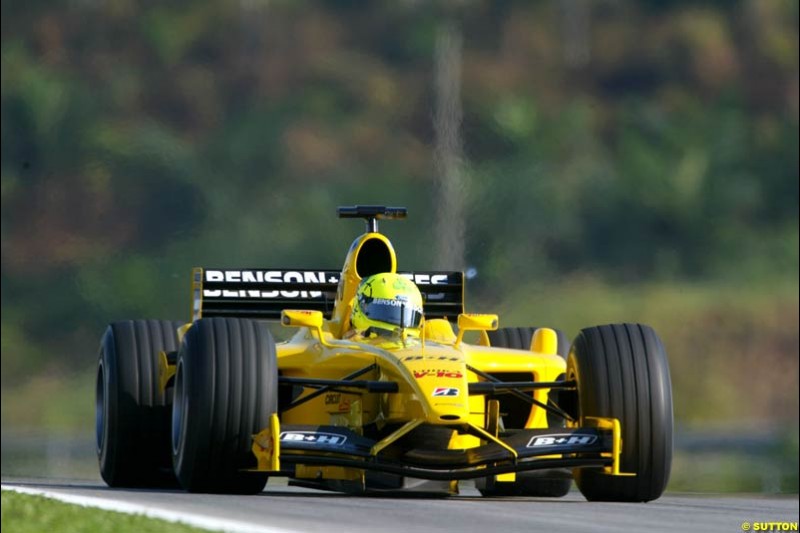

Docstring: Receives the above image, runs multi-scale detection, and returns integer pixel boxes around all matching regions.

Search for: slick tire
[480,326,572,498]
[96,319,183,488]
[171,317,277,494]
[570,323,673,502]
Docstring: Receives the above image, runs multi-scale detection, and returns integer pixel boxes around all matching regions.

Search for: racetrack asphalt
[2,477,797,533]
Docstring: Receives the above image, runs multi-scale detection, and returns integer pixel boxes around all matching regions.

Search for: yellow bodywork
[252,413,281,472]
[584,416,634,476]
[275,334,564,431]
[162,230,627,485]
[265,232,564,482]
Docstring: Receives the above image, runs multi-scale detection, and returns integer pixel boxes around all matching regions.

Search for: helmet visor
[359,296,423,329]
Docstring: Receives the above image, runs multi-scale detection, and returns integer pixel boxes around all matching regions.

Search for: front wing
[252,421,620,481]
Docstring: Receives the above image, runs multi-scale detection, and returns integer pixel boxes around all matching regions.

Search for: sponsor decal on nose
[432,387,460,397]
[413,369,463,379]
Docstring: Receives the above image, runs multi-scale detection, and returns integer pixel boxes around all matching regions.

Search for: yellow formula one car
[96,206,673,501]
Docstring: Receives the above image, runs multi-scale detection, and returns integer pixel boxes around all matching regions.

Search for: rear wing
[192,268,464,322]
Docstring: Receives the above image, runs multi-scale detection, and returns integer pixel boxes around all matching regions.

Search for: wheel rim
[171,361,185,455]
[95,362,106,453]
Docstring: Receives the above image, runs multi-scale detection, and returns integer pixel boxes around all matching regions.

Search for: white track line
[1,484,301,533]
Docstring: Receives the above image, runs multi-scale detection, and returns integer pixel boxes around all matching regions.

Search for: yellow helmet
[351,273,424,336]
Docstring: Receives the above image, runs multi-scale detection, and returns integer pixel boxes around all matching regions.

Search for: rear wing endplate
[192,268,464,322]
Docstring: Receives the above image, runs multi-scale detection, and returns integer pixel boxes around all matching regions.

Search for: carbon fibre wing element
[192,268,464,321]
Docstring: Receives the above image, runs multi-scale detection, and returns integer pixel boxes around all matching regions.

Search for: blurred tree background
[1,0,797,490]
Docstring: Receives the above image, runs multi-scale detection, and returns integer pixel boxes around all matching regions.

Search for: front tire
[96,319,183,487]
[570,323,673,502]
[171,317,277,494]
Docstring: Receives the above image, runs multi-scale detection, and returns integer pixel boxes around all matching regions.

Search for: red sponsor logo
[413,369,463,379]
[432,387,460,397]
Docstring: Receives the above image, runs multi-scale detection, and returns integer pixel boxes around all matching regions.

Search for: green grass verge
[0,490,206,533]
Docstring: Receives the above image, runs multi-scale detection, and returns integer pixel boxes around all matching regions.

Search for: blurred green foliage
[1,0,797,438]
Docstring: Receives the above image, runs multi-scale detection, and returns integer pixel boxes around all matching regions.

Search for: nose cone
[402,358,470,423]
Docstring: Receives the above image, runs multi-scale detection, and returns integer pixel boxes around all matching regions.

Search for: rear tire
[171,317,277,494]
[480,326,572,498]
[96,319,183,487]
[487,326,570,357]
[570,323,673,502]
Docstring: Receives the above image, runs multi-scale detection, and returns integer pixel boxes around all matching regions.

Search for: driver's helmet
[351,273,424,337]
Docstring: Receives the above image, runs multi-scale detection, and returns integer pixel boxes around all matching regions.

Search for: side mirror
[281,310,324,329]
[455,313,498,345]
[281,310,331,346]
